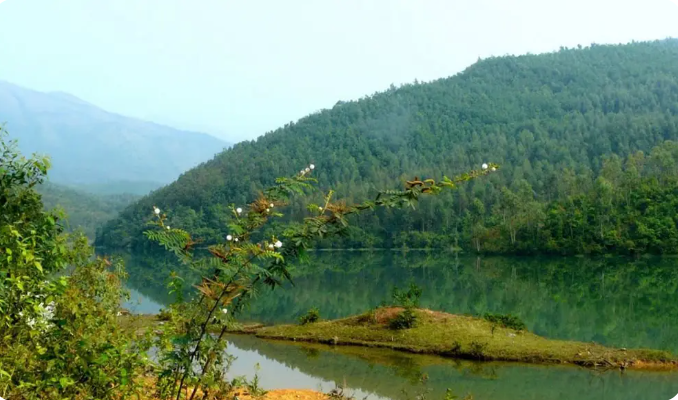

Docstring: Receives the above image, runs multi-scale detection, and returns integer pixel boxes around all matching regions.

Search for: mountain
[0,81,228,187]
[96,39,678,253]
[38,183,139,240]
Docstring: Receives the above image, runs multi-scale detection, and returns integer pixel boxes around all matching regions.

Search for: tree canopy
[97,39,678,254]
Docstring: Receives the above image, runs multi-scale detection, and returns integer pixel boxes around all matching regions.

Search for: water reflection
[118,250,678,353]
[226,334,678,400]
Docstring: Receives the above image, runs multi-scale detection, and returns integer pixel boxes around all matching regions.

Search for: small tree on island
[145,162,498,400]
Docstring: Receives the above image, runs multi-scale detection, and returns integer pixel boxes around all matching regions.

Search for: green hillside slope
[96,39,678,254]
[38,183,139,240]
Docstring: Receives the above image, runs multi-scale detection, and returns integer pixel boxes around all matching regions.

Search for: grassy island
[237,307,677,371]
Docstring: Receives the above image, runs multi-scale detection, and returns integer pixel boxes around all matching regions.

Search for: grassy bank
[242,307,677,371]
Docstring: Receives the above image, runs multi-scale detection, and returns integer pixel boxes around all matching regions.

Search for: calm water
[117,251,678,399]
[223,334,678,400]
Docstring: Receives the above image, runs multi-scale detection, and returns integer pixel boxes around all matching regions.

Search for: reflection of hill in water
[120,251,678,353]
[227,334,678,400]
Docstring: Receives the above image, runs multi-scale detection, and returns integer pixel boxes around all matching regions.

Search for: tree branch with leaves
[144,162,499,400]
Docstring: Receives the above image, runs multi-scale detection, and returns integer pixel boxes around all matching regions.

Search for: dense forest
[38,183,139,240]
[97,39,678,255]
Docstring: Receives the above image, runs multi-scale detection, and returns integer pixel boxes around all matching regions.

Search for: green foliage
[389,308,417,330]
[98,39,678,256]
[388,283,422,330]
[0,129,149,399]
[38,182,139,240]
[299,307,321,325]
[483,313,527,331]
[392,283,423,308]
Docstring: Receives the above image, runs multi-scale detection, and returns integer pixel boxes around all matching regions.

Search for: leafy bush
[299,307,321,325]
[0,129,149,400]
[389,308,417,330]
[483,313,527,331]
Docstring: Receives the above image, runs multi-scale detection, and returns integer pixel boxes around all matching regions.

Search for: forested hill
[97,39,678,254]
[38,183,139,240]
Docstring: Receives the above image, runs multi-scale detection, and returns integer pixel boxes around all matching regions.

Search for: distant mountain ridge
[0,80,228,186]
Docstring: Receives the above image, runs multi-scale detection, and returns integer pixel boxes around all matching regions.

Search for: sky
[0,0,677,143]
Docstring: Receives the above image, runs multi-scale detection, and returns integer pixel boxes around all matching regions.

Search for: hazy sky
[1,0,677,142]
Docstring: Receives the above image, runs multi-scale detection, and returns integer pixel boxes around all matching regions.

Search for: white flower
[309,164,315,170]
[305,167,310,173]
[117,311,122,317]
[318,206,323,211]
[154,207,161,215]
[221,308,228,314]
[491,167,497,171]
[482,163,488,170]
[300,170,305,175]
[166,225,171,230]
[266,208,270,213]
[274,240,283,249]
[269,203,274,208]
[226,235,233,241]
[40,302,55,321]
[236,207,243,214]
[234,238,239,242]
[268,244,274,250]
[27,318,36,328]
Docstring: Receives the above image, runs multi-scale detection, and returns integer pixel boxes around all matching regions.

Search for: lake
[118,250,678,399]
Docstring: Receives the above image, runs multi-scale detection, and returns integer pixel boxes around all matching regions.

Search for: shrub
[469,341,487,359]
[447,341,462,355]
[0,130,149,400]
[391,282,423,308]
[389,308,417,330]
[483,313,527,331]
[299,307,321,325]
[157,308,173,321]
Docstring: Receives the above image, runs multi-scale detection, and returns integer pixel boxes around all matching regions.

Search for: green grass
[249,307,677,371]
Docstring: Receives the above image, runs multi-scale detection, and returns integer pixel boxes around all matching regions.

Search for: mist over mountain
[0,80,228,189]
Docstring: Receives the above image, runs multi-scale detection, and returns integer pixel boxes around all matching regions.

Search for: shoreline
[232,307,678,372]
[118,308,678,372]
